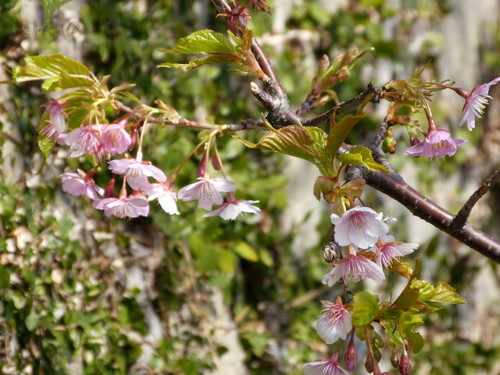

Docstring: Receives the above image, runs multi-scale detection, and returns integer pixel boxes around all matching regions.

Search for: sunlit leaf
[13,54,94,92]
[337,145,389,172]
[327,114,364,155]
[412,280,466,304]
[352,291,379,326]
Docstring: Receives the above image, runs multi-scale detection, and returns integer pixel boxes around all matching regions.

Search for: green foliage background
[0,1,498,374]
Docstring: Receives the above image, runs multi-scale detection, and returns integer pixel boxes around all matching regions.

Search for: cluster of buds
[43,99,260,220]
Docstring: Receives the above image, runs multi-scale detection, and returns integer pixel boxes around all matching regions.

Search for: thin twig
[302,83,381,127]
[450,168,500,231]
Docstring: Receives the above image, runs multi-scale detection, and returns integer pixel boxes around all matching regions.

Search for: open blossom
[303,354,350,375]
[64,124,107,159]
[460,77,500,131]
[178,177,236,210]
[323,250,385,286]
[108,159,166,191]
[59,170,104,200]
[146,182,179,215]
[316,299,352,344]
[102,123,131,155]
[404,129,467,158]
[43,98,67,132]
[331,207,389,249]
[374,241,419,268]
[93,195,149,218]
[203,198,260,220]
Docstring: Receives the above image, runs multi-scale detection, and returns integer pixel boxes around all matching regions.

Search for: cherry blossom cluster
[403,77,499,158]
[44,100,260,220]
[304,207,418,374]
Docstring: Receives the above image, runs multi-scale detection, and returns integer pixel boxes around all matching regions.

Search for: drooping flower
[203,196,260,220]
[59,170,104,200]
[64,124,107,159]
[322,248,385,286]
[108,158,167,191]
[178,177,236,210]
[102,123,131,155]
[42,98,67,133]
[40,124,66,144]
[303,354,350,375]
[404,128,467,158]
[93,195,149,218]
[373,241,419,268]
[331,207,389,249]
[146,182,179,215]
[460,77,500,131]
[315,299,352,345]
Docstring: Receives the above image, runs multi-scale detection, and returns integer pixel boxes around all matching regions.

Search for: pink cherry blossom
[64,124,107,159]
[178,177,236,210]
[146,183,179,215]
[102,123,131,155]
[59,171,104,200]
[40,124,66,144]
[316,300,352,344]
[303,354,350,375]
[93,196,149,218]
[322,250,385,286]
[331,207,389,249]
[404,128,467,158]
[43,98,67,132]
[108,159,167,191]
[460,77,500,131]
[203,198,260,220]
[374,241,418,268]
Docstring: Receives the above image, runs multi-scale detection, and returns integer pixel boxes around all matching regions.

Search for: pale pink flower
[108,159,167,191]
[303,354,350,375]
[374,241,418,268]
[93,196,149,218]
[102,123,131,155]
[59,170,104,200]
[322,251,385,286]
[146,183,179,215]
[460,77,500,131]
[178,177,236,210]
[203,198,260,220]
[40,124,66,144]
[404,129,467,158]
[43,98,67,132]
[64,124,107,159]
[331,207,389,249]
[316,300,352,344]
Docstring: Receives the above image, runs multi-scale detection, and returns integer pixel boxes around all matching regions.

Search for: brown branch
[345,164,500,263]
[450,168,500,231]
[302,83,381,127]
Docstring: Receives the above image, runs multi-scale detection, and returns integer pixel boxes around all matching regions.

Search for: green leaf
[352,291,379,326]
[41,0,76,24]
[411,280,466,304]
[234,125,327,164]
[337,145,389,173]
[13,54,94,92]
[38,131,56,159]
[327,114,364,155]
[234,241,260,262]
[162,29,239,54]
[159,30,245,72]
[25,310,38,331]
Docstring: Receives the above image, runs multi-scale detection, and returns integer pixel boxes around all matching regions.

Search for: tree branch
[345,164,500,263]
[450,168,500,231]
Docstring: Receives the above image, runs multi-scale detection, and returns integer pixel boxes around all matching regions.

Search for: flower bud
[344,332,357,371]
[399,350,411,375]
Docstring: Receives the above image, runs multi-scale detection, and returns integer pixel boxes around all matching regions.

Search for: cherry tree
[5,0,500,374]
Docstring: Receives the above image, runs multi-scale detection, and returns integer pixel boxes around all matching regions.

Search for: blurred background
[0,0,499,374]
